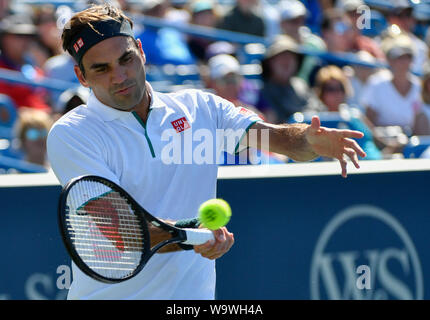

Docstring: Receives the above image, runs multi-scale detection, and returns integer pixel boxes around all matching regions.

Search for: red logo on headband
[74,38,84,53]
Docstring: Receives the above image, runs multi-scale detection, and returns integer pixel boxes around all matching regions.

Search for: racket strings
[65,180,145,279]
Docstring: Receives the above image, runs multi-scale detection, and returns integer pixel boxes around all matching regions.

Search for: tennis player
[47,4,366,300]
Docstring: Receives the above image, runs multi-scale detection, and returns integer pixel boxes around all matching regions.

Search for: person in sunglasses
[311,65,383,160]
[320,9,356,54]
[16,107,53,167]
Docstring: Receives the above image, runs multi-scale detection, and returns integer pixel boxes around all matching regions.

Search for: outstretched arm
[242,116,367,177]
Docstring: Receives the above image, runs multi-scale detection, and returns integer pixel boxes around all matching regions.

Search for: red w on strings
[84,198,125,252]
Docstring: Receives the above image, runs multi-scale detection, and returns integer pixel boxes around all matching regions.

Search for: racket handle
[182,228,215,245]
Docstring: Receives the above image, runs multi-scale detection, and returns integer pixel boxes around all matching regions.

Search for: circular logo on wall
[310,205,423,300]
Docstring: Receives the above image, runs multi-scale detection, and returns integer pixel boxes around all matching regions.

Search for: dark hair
[61,4,135,74]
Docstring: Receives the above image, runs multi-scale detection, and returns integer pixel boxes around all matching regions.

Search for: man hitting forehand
[47,4,366,300]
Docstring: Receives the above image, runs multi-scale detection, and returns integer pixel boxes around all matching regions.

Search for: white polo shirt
[47,83,261,300]
[360,75,421,131]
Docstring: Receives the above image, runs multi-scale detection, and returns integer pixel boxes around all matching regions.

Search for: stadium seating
[0,154,47,174]
[0,94,17,140]
[403,135,430,158]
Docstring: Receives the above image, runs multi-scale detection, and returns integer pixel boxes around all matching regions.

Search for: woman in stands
[311,65,384,160]
[15,107,53,168]
[361,34,423,136]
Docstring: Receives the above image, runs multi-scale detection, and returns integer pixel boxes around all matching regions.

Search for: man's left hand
[306,116,367,178]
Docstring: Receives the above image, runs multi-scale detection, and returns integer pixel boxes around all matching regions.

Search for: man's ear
[136,39,146,64]
[74,65,90,88]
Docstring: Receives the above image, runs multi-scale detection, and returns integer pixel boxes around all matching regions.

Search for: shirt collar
[87,81,165,122]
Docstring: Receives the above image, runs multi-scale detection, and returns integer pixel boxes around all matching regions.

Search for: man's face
[75,36,147,111]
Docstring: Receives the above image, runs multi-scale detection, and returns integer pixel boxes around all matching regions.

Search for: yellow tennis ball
[198,199,231,230]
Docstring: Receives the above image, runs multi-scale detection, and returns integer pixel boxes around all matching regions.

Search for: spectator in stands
[413,62,430,135]
[204,53,262,115]
[205,41,237,60]
[320,8,356,53]
[203,53,285,165]
[361,34,423,136]
[15,107,53,167]
[31,5,64,68]
[42,5,78,84]
[314,65,353,112]
[312,65,382,159]
[165,0,191,24]
[277,0,326,85]
[0,0,11,19]
[341,0,386,61]
[257,35,320,123]
[217,0,265,37]
[0,15,51,111]
[343,50,379,111]
[52,86,90,121]
[187,0,219,62]
[135,0,196,65]
[383,0,428,75]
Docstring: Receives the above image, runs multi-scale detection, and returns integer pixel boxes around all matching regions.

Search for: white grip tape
[182,228,214,245]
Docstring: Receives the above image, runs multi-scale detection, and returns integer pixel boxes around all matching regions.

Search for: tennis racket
[58,175,216,284]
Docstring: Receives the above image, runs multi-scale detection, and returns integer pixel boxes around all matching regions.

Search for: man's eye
[95,67,107,73]
[122,56,133,63]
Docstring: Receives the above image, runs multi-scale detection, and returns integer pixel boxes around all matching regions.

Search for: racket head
[58,175,151,283]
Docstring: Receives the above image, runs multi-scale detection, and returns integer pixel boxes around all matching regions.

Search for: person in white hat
[205,53,286,165]
[277,0,325,84]
[206,54,260,113]
[383,0,428,75]
[361,34,423,137]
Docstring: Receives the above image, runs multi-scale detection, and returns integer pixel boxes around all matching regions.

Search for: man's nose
[111,65,128,85]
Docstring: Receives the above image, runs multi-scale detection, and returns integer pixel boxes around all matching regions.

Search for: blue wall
[216,171,428,299]
[0,166,428,299]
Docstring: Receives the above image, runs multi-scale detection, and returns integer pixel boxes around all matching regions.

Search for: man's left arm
[241,116,367,178]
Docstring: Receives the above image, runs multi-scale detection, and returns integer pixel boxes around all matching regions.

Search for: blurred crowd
[1,0,430,172]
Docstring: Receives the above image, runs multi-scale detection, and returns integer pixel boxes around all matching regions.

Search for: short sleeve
[211,94,263,154]
[47,122,119,187]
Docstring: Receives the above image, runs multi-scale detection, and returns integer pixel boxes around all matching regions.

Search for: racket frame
[58,175,189,283]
